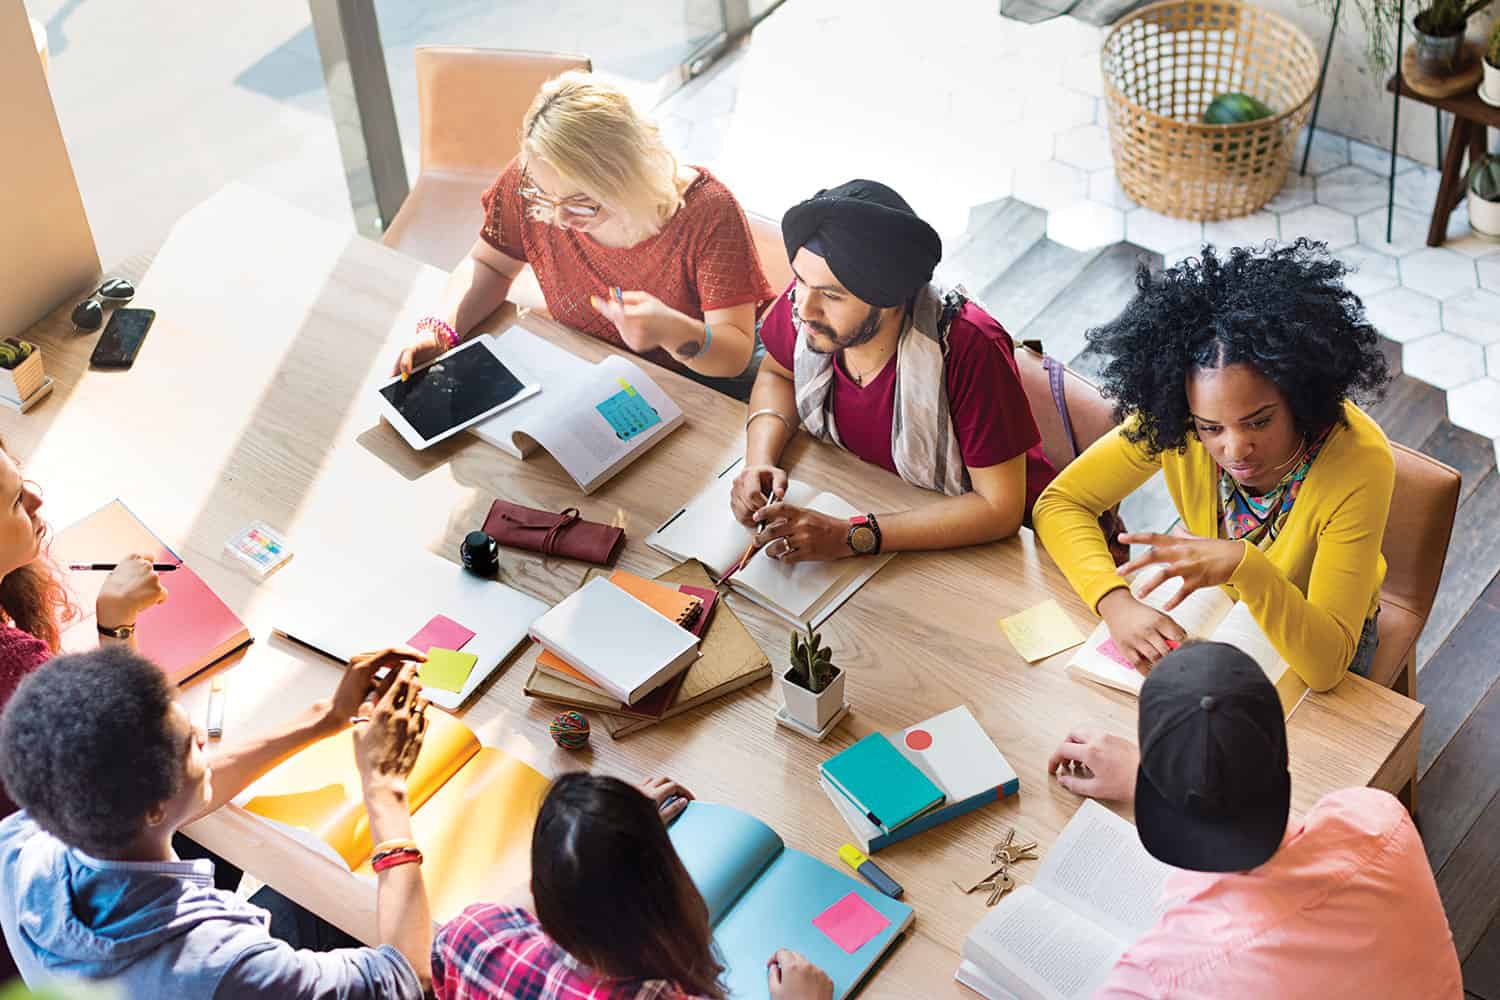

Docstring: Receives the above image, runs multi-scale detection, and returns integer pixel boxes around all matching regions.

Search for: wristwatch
[97,622,136,639]
[847,513,882,556]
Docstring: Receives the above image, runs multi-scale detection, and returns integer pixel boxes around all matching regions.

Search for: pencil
[69,562,179,572]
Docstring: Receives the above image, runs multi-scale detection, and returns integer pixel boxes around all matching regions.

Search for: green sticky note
[419,647,478,693]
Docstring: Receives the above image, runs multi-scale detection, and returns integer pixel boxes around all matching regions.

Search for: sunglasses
[70,278,136,333]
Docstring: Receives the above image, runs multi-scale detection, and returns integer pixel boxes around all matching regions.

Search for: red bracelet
[371,847,423,873]
[416,316,459,350]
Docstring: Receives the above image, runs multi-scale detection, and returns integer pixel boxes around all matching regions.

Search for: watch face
[849,524,877,554]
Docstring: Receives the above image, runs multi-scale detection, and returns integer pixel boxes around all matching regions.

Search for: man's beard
[797,303,883,355]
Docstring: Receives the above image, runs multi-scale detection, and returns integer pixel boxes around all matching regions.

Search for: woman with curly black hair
[1034,240,1392,692]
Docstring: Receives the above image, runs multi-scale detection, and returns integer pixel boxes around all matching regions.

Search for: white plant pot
[1469,190,1500,240]
[1481,60,1500,107]
[779,665,846,732]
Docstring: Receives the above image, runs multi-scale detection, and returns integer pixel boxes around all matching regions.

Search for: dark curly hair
[1086,240,1390,456]
[0,648,183,856]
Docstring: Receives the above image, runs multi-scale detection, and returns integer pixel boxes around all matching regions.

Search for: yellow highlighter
[837,844,903,899]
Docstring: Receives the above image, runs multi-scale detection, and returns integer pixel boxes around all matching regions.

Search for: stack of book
[819,706,1019,853]
[524,561,771,738]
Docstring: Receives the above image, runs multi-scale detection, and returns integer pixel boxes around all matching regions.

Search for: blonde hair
[520,72,682,236]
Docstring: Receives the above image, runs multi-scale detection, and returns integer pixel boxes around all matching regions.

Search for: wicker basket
[1101,0,1320,221]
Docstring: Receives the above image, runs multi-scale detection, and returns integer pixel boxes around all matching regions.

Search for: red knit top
[0,624,51,819]
[479,162,773,374]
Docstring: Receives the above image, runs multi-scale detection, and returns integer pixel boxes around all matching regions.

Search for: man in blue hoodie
[0,644,435,998]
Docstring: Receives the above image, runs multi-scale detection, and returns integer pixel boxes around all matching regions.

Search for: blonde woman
[394,72,773,397]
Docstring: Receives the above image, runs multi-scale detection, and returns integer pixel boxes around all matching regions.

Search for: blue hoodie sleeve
[215,940,422,1000]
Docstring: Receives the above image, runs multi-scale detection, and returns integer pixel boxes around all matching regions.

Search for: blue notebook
[819,732,946,833]
[668,802,913,999]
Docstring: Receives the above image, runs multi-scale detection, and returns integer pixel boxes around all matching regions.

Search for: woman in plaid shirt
[431,774,832,1000]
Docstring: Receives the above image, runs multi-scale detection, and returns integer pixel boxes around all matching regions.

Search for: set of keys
[953,828,1039,906]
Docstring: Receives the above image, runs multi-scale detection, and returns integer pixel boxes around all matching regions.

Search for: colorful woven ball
[549,711,591,750]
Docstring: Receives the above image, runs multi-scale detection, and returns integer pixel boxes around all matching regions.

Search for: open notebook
[668,802,913,1000]
[647,462,894,628]
[956,800,1171,1000]
[471,328,685,493]
[1067,576,1309,718]
[237,710,549,921]
[53,500,251,684]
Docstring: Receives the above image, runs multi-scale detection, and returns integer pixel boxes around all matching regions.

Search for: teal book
[668,802,913,999]
[819,732,946,833]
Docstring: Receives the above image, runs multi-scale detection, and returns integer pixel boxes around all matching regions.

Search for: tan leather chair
[1013,345,1118,469]
[381,47,591,271]
[749,211,793,303]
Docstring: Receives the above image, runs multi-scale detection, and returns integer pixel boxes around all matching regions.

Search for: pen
[206,676,227,739]
[70,562,179,572]
[838,844,904,898]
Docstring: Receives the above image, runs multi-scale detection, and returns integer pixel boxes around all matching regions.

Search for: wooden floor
[937,198,1500,997]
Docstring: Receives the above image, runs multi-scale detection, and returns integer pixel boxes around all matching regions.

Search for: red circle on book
[905,729,933,751]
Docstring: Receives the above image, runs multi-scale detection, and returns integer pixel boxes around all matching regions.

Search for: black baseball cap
[1134,642,1291,873]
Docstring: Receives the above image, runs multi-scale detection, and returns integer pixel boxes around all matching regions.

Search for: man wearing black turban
[728,180,1057,564]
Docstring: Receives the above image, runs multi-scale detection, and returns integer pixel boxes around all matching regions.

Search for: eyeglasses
[518,174,602,221]
[70,277,135,333]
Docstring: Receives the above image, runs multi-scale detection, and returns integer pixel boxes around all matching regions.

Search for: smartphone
[90,308,155,369]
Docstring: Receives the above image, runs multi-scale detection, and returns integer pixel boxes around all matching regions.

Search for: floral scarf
[1219,427,1332,548]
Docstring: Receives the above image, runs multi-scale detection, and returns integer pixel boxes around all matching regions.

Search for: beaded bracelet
[371,847,424,873]
[416,316,459,351]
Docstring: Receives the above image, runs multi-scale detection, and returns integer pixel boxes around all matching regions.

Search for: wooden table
[1,185,1424,998]
[1386,74,1500,247]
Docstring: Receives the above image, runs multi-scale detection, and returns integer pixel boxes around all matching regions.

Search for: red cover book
[52,501,252,684]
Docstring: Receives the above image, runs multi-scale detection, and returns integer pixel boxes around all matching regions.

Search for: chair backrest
[1013,345,1119,471]
[415,47,591,176]
[1380,442,1460,619]
[748,210,792,300]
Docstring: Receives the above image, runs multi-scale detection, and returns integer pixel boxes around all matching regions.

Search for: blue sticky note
[596,385,661,441]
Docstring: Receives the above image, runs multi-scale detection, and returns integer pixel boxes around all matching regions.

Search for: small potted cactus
[1467,154,1500,239]
[778,623,845,736]
[1482,21,1500,106]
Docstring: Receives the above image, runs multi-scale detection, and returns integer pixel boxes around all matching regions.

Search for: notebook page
[473,327,593,458]
[734,491,865,619]
[1136,575,1234,637]
[1207,600,1308,717]
[1032,800,1171,942]
[649,474,820,576]
[667,802,786,926]
[962,886,1126,1000]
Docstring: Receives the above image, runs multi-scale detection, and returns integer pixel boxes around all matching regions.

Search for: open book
[647,461,894,628]
[1067,577,1308,718]
[471,328,685,493]
[237,709,549,921]
[668,802,913,1000]
[956,800,1171,1000]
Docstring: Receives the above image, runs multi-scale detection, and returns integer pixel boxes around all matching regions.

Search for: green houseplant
[1311,0,1489,77]
[1466,153,1500,238]
[778,624,845,737]
[1412,0,1490,75]
[1482,19,1500,104]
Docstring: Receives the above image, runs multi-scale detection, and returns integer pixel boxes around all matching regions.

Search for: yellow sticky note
[419,647,479,693]
[998,600,1087,663]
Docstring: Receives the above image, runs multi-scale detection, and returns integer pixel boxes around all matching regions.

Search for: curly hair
[1086,240,1390,456]
[0,648,182,856]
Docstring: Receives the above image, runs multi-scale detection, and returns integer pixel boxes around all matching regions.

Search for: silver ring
[782,540,798,555]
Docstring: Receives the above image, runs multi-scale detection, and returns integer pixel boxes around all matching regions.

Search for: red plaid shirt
[433,905,714,1000]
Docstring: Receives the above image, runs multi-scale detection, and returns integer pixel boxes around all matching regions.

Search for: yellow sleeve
[1033,423,1163,613]
[1229,449,1394,692]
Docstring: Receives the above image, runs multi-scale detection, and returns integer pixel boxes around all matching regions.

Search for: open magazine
[647,461,894,628]
[956,800,1172,1000]
[1067,576,1309,718]
[471,328,685,493]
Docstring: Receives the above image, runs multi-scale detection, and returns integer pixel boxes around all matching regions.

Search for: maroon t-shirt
[759,289,1056,515]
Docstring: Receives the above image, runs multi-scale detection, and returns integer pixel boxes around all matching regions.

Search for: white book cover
[471,328,685,493]
[528,577,700,704]
[271,548,547,711]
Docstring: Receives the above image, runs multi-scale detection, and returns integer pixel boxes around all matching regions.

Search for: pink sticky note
[1098,637,1178,670]
[812,892,890,955]
[407,614,475,654]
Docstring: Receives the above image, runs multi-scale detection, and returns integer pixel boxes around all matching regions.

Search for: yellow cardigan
[1033,401,1393,691]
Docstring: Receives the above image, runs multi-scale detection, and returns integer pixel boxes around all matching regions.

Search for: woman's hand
[352,663,429,798]
[767,950,833,1000]
[1097,589,1185,670]
[731,465,789,527]
[323,647,426,735]
[753,503,850,564]
[636,776,693,824]
[392,328,446,378]
[1116,531,1245,610]
[1046,729,1140,803]
[589,289,680,355]
[96,555,167,629]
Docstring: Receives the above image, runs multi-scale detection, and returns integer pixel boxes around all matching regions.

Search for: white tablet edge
[373,337,541,450]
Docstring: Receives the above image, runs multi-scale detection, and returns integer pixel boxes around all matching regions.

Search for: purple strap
[1043,355,1079,460]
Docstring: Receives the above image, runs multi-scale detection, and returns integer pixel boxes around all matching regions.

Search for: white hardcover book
[471,328,685,493]
[528,577,700,704]
[646,461,894,628]
[956,800,1172,1000]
